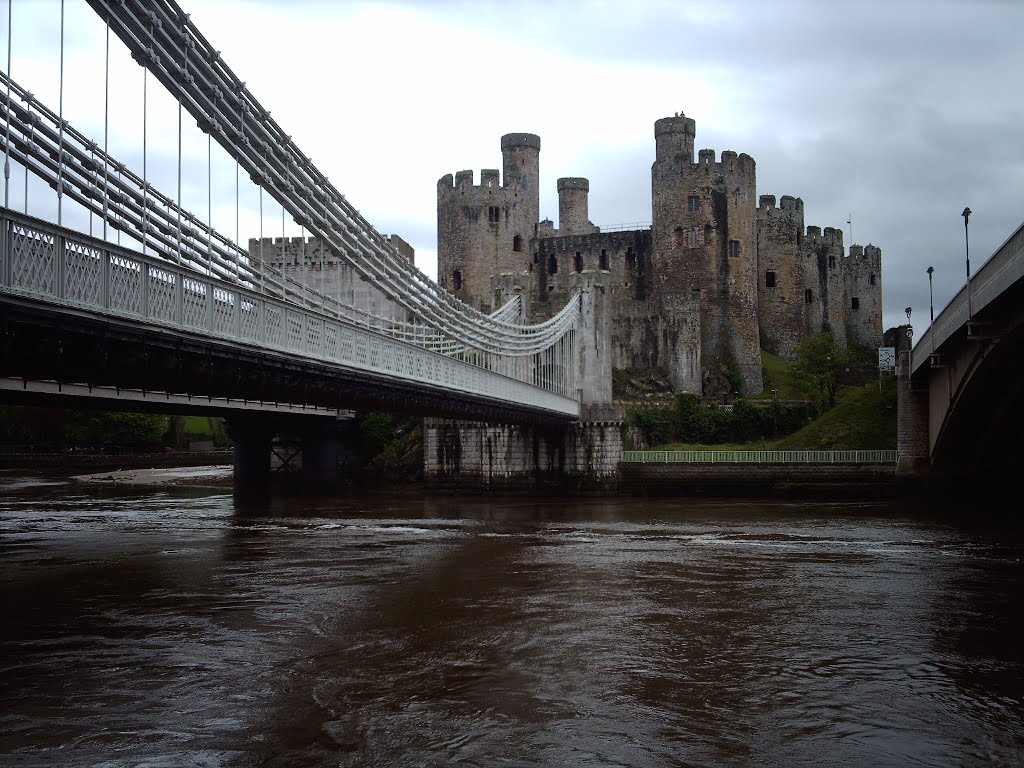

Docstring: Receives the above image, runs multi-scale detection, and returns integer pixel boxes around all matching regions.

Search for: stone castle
[437,113,883,395]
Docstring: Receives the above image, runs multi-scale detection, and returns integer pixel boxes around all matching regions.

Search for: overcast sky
[4,0,1022,334]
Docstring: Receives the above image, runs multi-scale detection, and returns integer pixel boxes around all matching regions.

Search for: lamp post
[962,207,972,320]
[927,266,935,354]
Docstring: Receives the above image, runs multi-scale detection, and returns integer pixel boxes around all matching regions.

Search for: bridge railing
[621,450,899,464]
[0,210,579,418]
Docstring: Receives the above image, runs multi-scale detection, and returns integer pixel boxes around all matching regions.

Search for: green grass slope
[771,376,897,450]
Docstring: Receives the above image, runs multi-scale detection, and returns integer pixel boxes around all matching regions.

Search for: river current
[1,474,1022,767]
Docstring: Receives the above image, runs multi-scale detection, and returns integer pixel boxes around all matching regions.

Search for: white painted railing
[0,211,579,419]
[622,450,898,464]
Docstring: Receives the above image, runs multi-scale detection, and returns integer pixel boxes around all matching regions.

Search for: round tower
[654,113,696,164]
[557,177,592,236]
[501,133,540,230]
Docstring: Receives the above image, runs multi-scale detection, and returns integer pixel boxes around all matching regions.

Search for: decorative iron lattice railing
[621,450,899,464]
[0,210,580,418]
[78,0,581,358]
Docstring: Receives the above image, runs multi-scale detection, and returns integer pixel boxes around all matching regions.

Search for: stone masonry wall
[249,236,408,322]
[423,417,622,491]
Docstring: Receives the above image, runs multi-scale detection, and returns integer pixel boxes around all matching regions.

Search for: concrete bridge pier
[227,414,353,494]
[228,415,277,495]
[896,350,930,476]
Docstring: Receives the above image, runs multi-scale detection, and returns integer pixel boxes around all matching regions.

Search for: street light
[927,266,935,354]
[905,306,913,344]
[963,207,972,320]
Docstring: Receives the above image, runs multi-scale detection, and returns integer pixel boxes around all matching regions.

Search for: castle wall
[756,195,807,358]
[650,115,763,394]
[249,236,407,322]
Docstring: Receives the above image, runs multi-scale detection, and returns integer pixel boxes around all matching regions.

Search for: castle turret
[654,113,696,164]
[557,177,597,236]
[651,112,762,394]
[501,133,540,236]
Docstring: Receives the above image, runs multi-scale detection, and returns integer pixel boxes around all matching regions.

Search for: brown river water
[1,474,1023,767]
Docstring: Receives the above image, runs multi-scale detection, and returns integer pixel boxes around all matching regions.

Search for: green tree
[788,333,848,410]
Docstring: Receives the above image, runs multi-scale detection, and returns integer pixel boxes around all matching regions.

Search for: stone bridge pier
[424,272,623,492]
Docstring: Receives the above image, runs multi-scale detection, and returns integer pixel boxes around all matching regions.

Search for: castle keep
[438,113,883,396]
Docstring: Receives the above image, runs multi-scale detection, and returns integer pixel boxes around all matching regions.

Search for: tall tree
[788,333,848,410]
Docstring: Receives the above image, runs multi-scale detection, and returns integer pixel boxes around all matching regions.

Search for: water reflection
[1,479,1022,767]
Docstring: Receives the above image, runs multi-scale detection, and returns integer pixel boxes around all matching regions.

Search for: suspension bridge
[0,0,620,489]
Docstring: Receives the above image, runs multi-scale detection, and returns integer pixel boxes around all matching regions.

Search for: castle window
[488,206,500,223]
[829,254,836,269]
[453,270,463,291]
[765,271,776,288]
[574,252,584,273]
[851,297,860,310]
[548,255,558,275]
[513,234,523,252]
[870,273,876,285]
[688,195,700,213]
[728,240,740,258]
[805,288,814,303]
[600,249,609,270]
[689,227,699,248]
[673,227,684,249]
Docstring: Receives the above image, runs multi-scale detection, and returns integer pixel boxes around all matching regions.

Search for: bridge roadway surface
[0,208,579,426]
[906,217,1024,476]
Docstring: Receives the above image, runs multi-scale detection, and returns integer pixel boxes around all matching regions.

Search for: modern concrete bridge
[898,218,1024,480]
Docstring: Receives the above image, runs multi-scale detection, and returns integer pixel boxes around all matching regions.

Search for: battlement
[758,194,804,213]
[501,133,541,151]
[557,177,589,192]
[698,149,716,165]
[799,223,846,248]
[438,168,506,194]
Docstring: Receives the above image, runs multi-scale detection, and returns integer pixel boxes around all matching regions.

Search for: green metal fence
[621,450,898,464]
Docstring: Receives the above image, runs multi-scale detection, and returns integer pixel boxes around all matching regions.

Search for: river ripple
[1,476,1022,767]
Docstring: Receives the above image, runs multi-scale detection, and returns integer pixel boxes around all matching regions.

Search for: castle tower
[437,133,540,311]
[557,177,597,236]
[756,195,807,359]
[801,225,848,349]
[501,133,541,255]
[651,113,763,394]
[844,244,883,348]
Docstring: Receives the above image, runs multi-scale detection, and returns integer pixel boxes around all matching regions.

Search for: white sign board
[878,347,896,370]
